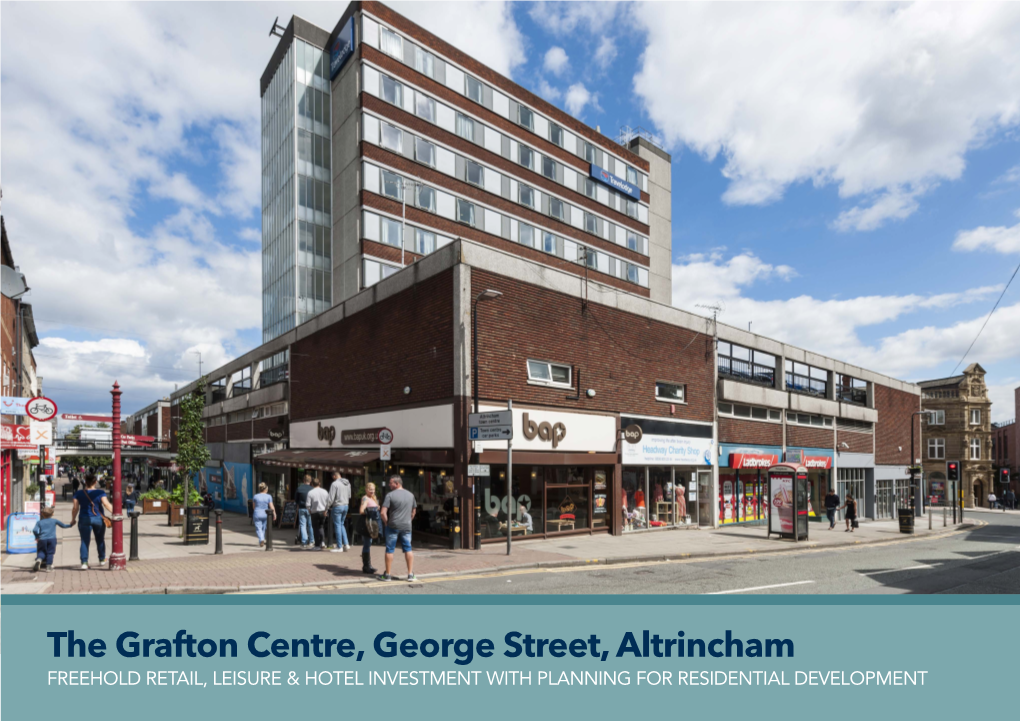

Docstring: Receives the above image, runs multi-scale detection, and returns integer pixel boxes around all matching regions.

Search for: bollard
[214,509,223,554]
[929,508,932,530]
[943,507,947,527]
[265,511,274,551]
[129,511,140,561]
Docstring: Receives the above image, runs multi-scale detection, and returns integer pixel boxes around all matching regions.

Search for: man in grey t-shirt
[380,476,417,582]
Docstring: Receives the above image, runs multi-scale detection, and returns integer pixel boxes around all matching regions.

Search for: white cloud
[672,252,1014,378]
[594,37,618,70]
[543,46,569,77]
[987,380,1019,423]
[564,83,599,118]
[529,2,622,35]
[535,79,562,103]
[633,2,1020,230]
[953,221,1020,254]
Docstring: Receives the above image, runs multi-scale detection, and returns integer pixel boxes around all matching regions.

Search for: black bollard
[129,511,140,561]
[214,509,223,554]
[265,511,274,551]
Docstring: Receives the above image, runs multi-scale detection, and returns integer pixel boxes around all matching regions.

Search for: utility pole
[697,303,723,528]
[192,351,202,377]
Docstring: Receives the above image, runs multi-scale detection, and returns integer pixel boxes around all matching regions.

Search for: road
[303,511,1020,595]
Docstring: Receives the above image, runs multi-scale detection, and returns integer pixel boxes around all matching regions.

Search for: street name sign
[468,411,512,428]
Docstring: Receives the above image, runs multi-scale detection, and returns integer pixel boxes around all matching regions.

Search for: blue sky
[2,2,1019,420]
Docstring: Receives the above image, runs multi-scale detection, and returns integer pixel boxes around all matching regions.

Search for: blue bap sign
[589,164,640,201]
[329,17,356,79]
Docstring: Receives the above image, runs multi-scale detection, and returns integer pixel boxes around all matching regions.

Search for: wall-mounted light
[404,386,411,395]
[586,389,596,398]
[418,468,424,476]
[530,471,537,479]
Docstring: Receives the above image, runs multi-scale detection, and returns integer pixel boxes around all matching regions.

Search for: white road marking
[862,563,941,576]
[706,580,815,595]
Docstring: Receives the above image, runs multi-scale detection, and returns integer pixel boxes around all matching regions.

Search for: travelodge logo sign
[329,17,356,80]
[589,164,640,201]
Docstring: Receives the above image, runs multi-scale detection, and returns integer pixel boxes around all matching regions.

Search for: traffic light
[947,461,960,482]
[1002,468,1011,485]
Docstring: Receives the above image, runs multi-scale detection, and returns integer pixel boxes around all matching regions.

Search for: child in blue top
[33,506,72,573]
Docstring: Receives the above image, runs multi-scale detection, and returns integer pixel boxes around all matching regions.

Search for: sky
[2,1,1019,422]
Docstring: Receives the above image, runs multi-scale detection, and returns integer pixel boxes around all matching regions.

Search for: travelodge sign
[589,164,641,201]
[329,16,356,80]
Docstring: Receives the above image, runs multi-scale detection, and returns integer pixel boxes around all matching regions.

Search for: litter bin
[184,506,210,545]
[897,508,914,534]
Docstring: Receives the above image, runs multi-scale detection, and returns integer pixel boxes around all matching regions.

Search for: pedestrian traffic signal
[1002,468,1011,484]
[947,461,960,482]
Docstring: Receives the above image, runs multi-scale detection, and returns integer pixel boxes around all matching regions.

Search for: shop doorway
[698,471,712,527]
[876,479,894,519]
[837,469,865,521]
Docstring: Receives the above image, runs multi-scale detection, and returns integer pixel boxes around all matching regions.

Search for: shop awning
[255,449,379,475]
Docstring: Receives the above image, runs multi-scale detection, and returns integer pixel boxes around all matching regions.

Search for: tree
[96,422,110,429]
[176,378,210,512]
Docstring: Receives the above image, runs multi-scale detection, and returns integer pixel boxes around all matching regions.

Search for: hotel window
[543,232,556,254]
[466,159,483,187]
[456,199,475,226]
[656,382,686,403]
[380,27,403,59]
[625,198,638,218]
[519,184,535,209]
[583,178,596,199]
[582,246,597,268]
[836,374,867,405]
[928,438,945,460]
[970,409,981,425]
[785,360,828,397]
[786,411,833,428]
[542,156,557,180]
[518,105,535,131]
[627,231,640,252]
[970,438,981,460]
[718,402,783,422]
[363,257,399,288]
[583,141,595,163]
[381,170,401,201]
[627,263,639,284]
[380,217,402,248]
[549,197,565,221]
[519,223,535,248]
[584,212,597,234]
[465,75,484,104]
[381,75,403,107]
[416,185,436,212]
[928,410,945,425]
[380,122,402,153]
[519,144,534,170]
[415,229,436,255]
[527,359,571,387]
[549,123,563,147]
[718,341,777,387]
[415,94,435,123]
[414,137,436,167]
[455,113,474,142]
[626,166,639,186]
[414,47,435,78]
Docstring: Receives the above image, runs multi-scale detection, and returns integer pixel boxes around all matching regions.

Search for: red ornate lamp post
[109,381,126,570]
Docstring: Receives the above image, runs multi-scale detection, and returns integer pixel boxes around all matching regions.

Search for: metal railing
[55,438,171,452]
[786,372,827,398]
[719,358,775,387]
[836,385,867,405]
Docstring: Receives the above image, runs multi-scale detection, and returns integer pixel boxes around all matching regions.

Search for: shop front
[475,405,617,542]
[835,452,875,520]
[785,447,833,522]
[718,444,782,525]
[620,416,713,531]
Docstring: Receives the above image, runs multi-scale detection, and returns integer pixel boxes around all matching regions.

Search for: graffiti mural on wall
[222,462,252,514]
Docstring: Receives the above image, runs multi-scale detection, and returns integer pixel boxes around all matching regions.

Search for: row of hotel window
[363,114,648,255]
[363,15,648,191]
[718,401,874,432]
[927,437,984,461]
[923,409,983,425]
[718,340,868,404]
[206,402,290,427]
[363,66,647,225]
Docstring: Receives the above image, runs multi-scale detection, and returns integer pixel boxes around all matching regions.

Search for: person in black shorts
[840,492,858,532]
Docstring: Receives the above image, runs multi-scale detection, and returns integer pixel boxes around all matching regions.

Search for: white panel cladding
[362,113,380,144]
[483,126,502,155]
[509,178,518,200]
[606,156,616,177]
[564,238,578,262]
[402,88,415,114]
[510,219,519,242]
[570,209,584,230]
[484,208,502,236]
[638,205,648,224]
[362,16,380,48]
[532,188,543,209]
[563,166,577,190]
[363,66,381,98]
[363,163,380,193]
[492,89,510,118]
[638,268,649,286]
[534,114,549,139]
[436,190,455,219]
[596,185,609,204]
[508,137,519,159]
[291,404,454,449]
[475,405,617,452]
[363,211,381,241]
[436,146,456,176]
[436,233,455,249]
[445,64,465,95]
[562,129,577,155]
[436,102,456,133]
[483,167,501,195]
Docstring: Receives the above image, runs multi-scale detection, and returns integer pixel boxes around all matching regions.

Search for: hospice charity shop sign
[621,417,714,466]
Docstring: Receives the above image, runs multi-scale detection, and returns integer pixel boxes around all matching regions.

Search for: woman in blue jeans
[359,482,383,574]
[70,475,113,570]
[252,482,276,547]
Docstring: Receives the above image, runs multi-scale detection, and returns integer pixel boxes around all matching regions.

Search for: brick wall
[837,430,873,454]
[0,294,15,401]
[161,406,171,442]
[132,419,143,436]
[146,414,158,437]
[227,422,252,442]
[471,270,714,422]
[787,425,834,450]
[363,238,422,266]
[875,384,919,465]
[207,425,226,444]
[253,417,286,440]
[290,268,455,421]
[719,418,782,446]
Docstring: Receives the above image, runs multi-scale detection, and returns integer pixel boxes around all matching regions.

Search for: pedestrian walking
[825,488,840,530]
[328,471,352,552]
[124,483,139,516]
[71,474,80,495]
[1006,489,1016,511]
[252,483,275,547]
[840,492,858,532]
[379,475,417,582]
[295,475,314,548]
[32,506,72,572]
[306,478,330,550]
[358,482,383,574]
[988,491,997,510]
[70,474,113,570]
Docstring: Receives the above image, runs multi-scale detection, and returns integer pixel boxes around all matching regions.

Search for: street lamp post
[910,410,931,518]
[471,289,502,550]
[109,381,126,570]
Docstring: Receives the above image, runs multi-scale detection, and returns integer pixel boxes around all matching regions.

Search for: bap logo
[317,422,337,446]
[522,412,566,449]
